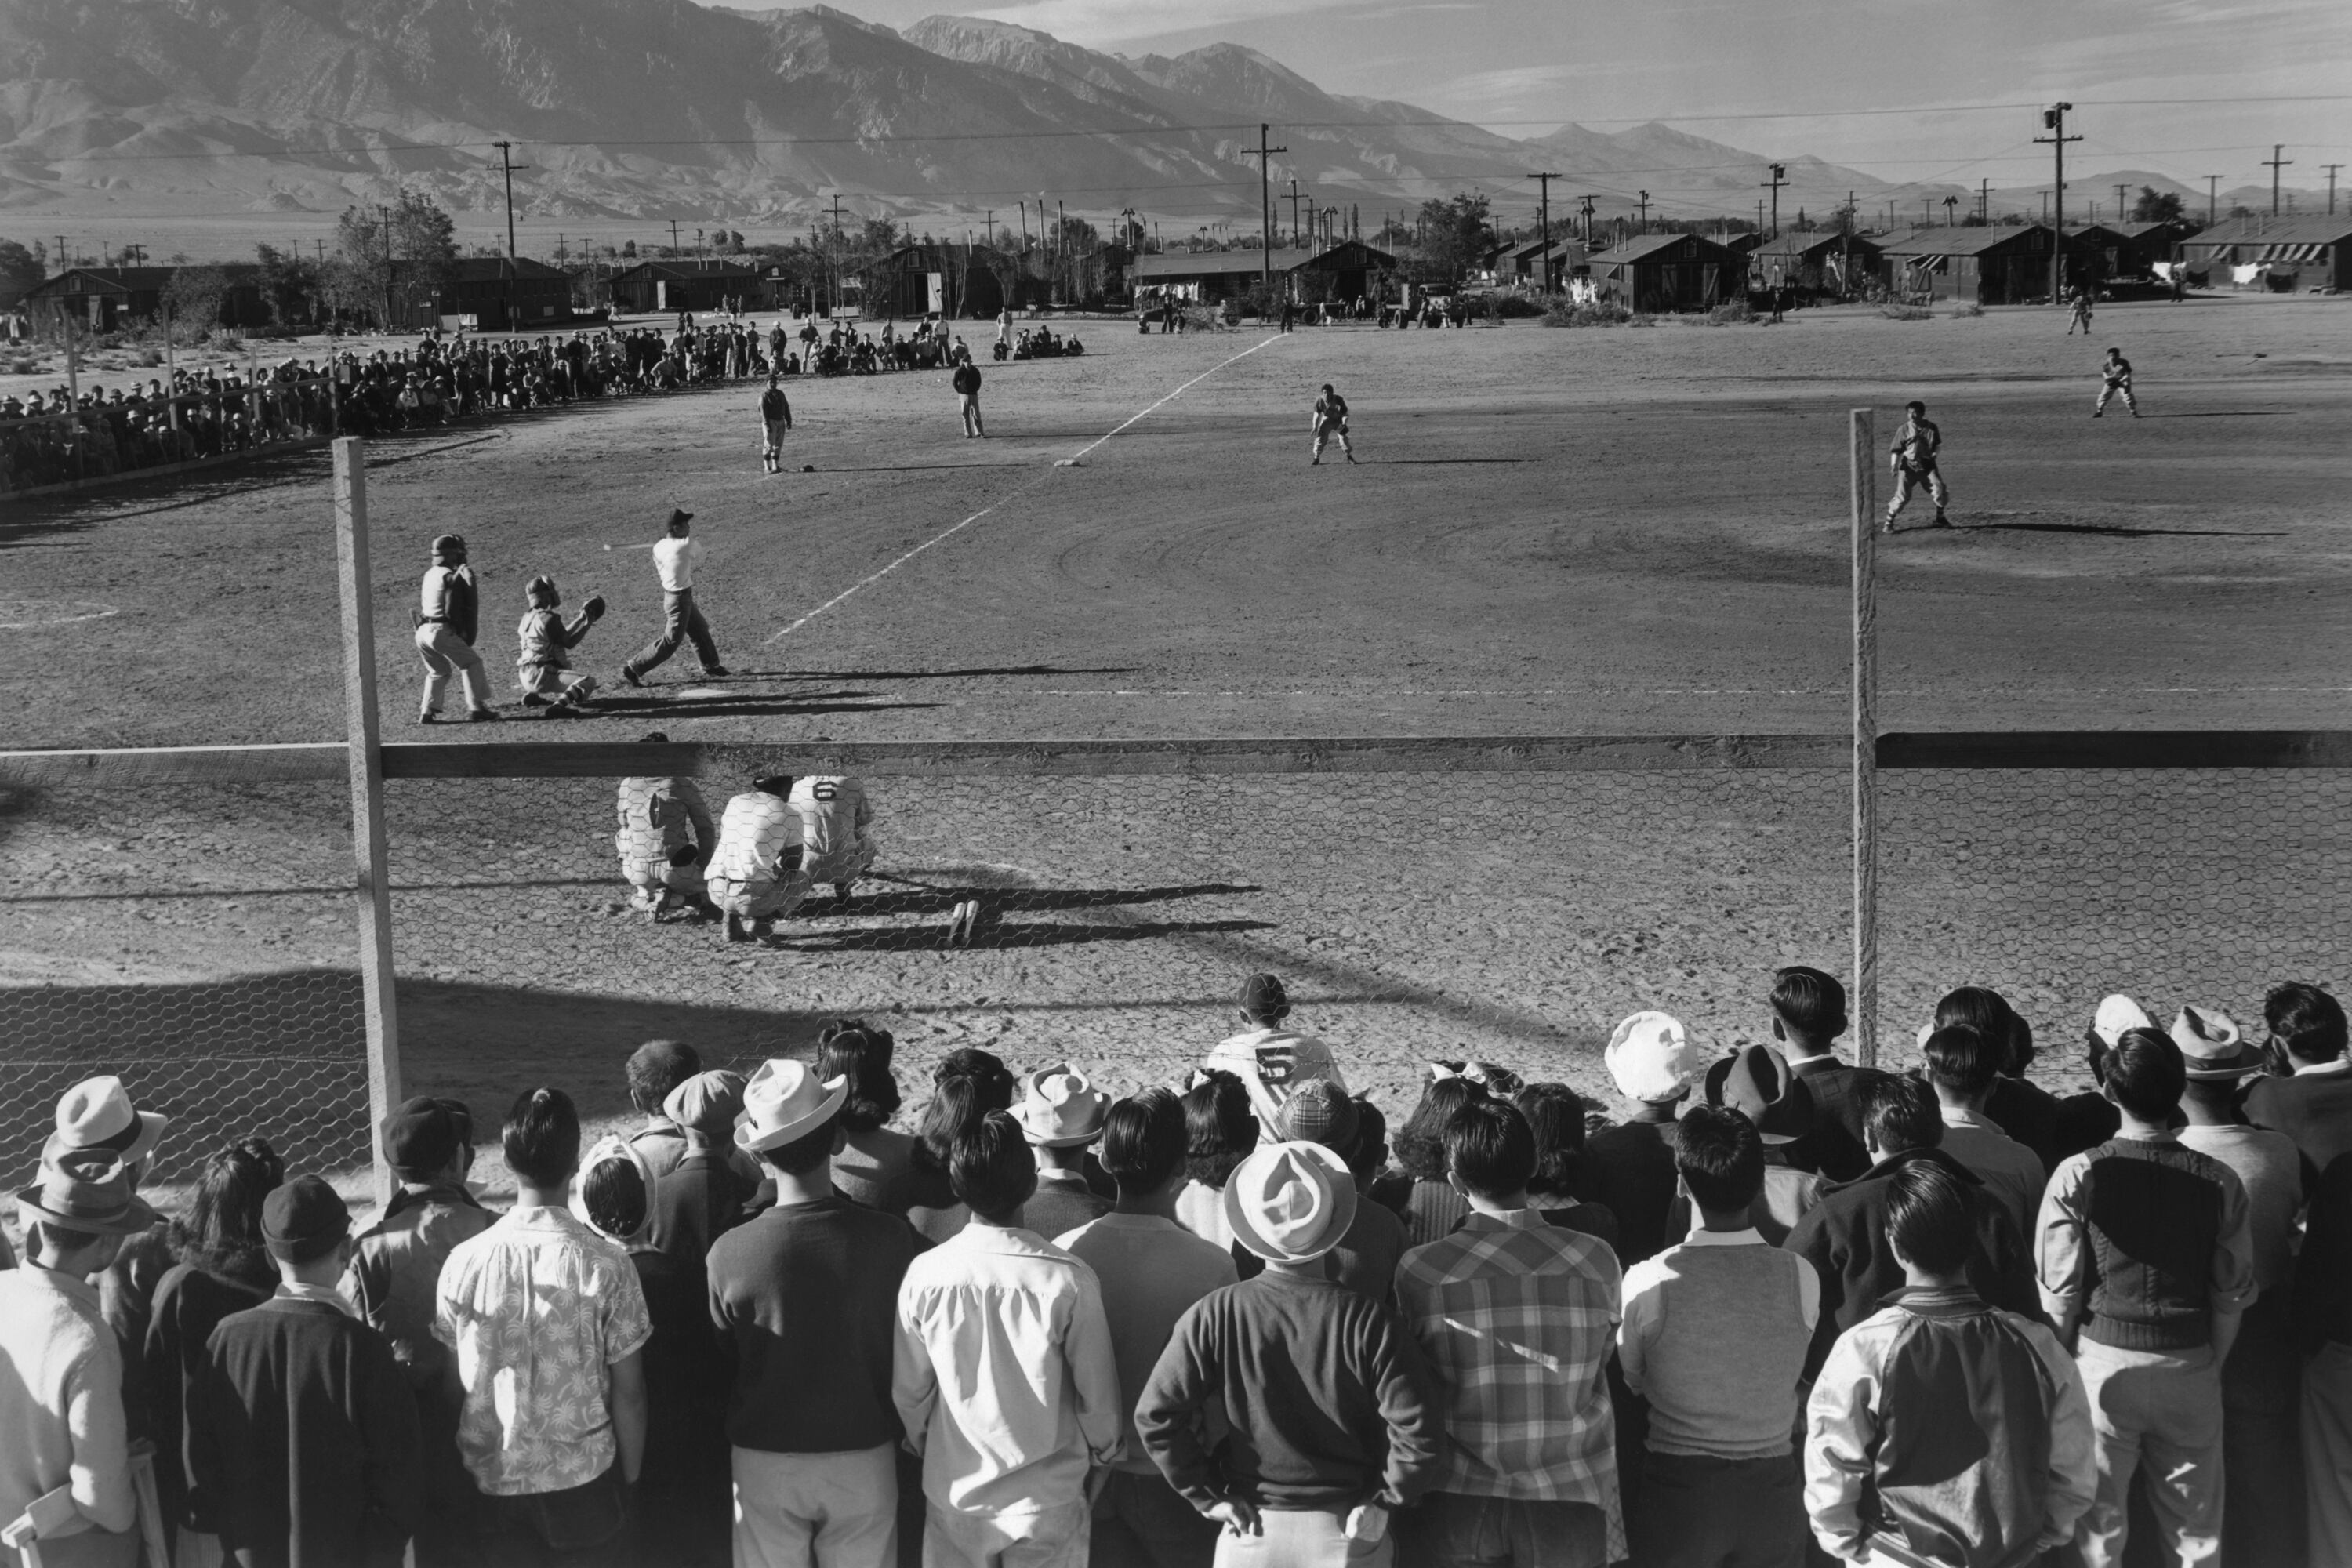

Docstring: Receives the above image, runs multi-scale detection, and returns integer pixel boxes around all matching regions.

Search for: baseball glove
[582,594,608,622]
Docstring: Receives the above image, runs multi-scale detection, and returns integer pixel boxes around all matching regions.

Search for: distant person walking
[1311,385,1355,466]
[619,508,728,687]
[1883,401,1950,532]
[416,533,500,724]
[2093,348,2139,418]
[953,358,985,439]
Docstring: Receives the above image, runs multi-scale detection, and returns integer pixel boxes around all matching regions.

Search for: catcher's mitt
[581,594,608,622]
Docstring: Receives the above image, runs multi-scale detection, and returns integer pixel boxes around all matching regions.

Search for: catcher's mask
[525,575,560,608]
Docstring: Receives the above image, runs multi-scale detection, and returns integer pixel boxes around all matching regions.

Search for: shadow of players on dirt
[774,916,1279,953]
[589,692,942,720]
[1969,521,2290,539]
[804,880,1260,919]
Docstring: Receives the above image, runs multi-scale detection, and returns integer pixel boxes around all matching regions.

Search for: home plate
[1054,459,1083,468]
[673,686,731,699]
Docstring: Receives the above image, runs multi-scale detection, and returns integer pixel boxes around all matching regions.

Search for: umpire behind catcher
[415,533,500,724]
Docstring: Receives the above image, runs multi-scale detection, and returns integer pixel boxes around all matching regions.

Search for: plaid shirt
[1394,1210,1623,1534]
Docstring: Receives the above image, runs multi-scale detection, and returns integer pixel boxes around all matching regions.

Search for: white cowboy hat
[1014,1065,1112,1149]
[1223,1140,1358,1265]
[2092,994,2154,1048]
[53,1076,167,1170]
[733,1059,848,1155]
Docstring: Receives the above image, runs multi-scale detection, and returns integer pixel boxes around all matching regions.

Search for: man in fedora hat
[2172,1006,2309,1568]
[50,1076,175,1449]
[894,1112,1120,1568]
[711,1061,924,1568]
[1672,1044,1820,1246]
[1583,1012,1695,1269]
[192,1175,424,1568]
[416,532,501,724]
[0,1145,155,1557]
[1137,1139,1442,1568]
[1016,1065,1114,1243]
[619,509,728,688]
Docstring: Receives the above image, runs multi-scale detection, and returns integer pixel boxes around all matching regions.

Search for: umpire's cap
[430,532,466,559]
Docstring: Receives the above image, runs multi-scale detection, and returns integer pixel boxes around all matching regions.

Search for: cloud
[971,0,1347,45]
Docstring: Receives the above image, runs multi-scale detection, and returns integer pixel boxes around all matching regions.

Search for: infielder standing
[415,533,499,723]
[2093,347,2140,418]
[706,774,815,943]
[759,375,793,474]
[619,508,728,687]
[1311,383,1356,465]
[2067,283,2095,336]
[788,775,878,903]
[1884,400,1951,531]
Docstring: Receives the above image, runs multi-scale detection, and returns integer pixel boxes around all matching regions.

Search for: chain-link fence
[0,780,369,1187]
[5,755,2346,1193]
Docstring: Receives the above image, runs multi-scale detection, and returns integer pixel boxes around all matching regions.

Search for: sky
[753,0,2352,191]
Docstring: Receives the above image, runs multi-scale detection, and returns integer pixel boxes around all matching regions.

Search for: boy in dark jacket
[1805,1160,2094,1568]
[194,1176,424,1568]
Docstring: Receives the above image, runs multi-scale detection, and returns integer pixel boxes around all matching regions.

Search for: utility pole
[1526,172,1563,279]
[2326,165,2345,216]
[1635,191,1651,230]
[2263,145,2292,215]
[1286,180,1305,249]
[379,203,395,328]
[668,220,681,256]
[1944,195,1958,227]
[2115,183,2129,222]
[1979,180,1991,225]
[2034,102,2080,302]
[1762,162,1788,238]
[1578,194,1596,245]
[492,141,528,259]
[2203,176,2221,227]
[1244,125,1287,310]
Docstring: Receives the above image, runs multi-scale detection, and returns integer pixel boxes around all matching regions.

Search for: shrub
[137,348,164,367]
[1706,298,1757,325]
[1492,293,1546,319]
[1543,298,1635,328]
[1881,303,1933,321]
[8,357,36,375]
[1949,303,1985,318]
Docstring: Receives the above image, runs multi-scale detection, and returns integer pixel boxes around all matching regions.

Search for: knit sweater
[706,1194,926,1454]
[193,1297,424,1568]
[1137,1269,1443,1512]
[2037,1133,2255,1352]
[1619,1231,1817,1459]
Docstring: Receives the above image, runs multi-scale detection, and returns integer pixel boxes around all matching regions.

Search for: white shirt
[892,1221,1123,1518]
[2295,1057,2350,1076]
[273,1280,358,1317]
[652,535,703,593]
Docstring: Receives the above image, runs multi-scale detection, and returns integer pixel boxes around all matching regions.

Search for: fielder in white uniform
[1884,401,1951,531]
[788,775,879,901]
[2093,348,2139,418]
[706,775,815,942]
[614,734,717,920]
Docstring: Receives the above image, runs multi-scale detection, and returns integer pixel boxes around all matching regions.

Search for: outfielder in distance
[1883,400,1951,532]
[2094,348,2140,419]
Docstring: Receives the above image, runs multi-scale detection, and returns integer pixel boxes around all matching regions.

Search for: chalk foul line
[765,334,1282,645]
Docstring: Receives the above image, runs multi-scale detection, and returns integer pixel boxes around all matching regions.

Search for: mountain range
[0,0,2319,234]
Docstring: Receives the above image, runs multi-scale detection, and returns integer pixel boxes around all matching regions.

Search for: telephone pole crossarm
[1244,126,1289,309]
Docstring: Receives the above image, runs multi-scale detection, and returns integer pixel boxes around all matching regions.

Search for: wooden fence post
[334,438,401,1203]
[1852,409,1880,1066]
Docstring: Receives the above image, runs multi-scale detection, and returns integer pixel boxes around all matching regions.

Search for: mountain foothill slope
[0,0,2083,223]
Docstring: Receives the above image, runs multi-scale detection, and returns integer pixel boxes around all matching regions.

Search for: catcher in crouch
[706,773,817,942]
[789,775,879,902]
[515,575,604,716]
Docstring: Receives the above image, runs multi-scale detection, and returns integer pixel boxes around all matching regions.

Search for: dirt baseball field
[4,296,2348,1190]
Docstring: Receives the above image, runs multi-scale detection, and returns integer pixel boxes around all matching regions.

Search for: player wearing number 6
[789,775,879,903]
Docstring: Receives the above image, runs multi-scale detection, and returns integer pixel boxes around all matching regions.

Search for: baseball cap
[263,1175,351,1264]
[1239,975,1289,1015]
[1276,1079,1361,1152]
[381,1097,459,1178]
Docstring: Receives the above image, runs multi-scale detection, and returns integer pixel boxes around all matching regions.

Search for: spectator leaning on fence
[1394,1096,1625,1568]
[2035,1027,2254,1568]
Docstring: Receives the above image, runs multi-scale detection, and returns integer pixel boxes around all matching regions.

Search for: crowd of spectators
[0,312,978,496]
[2,969,2347,1568]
